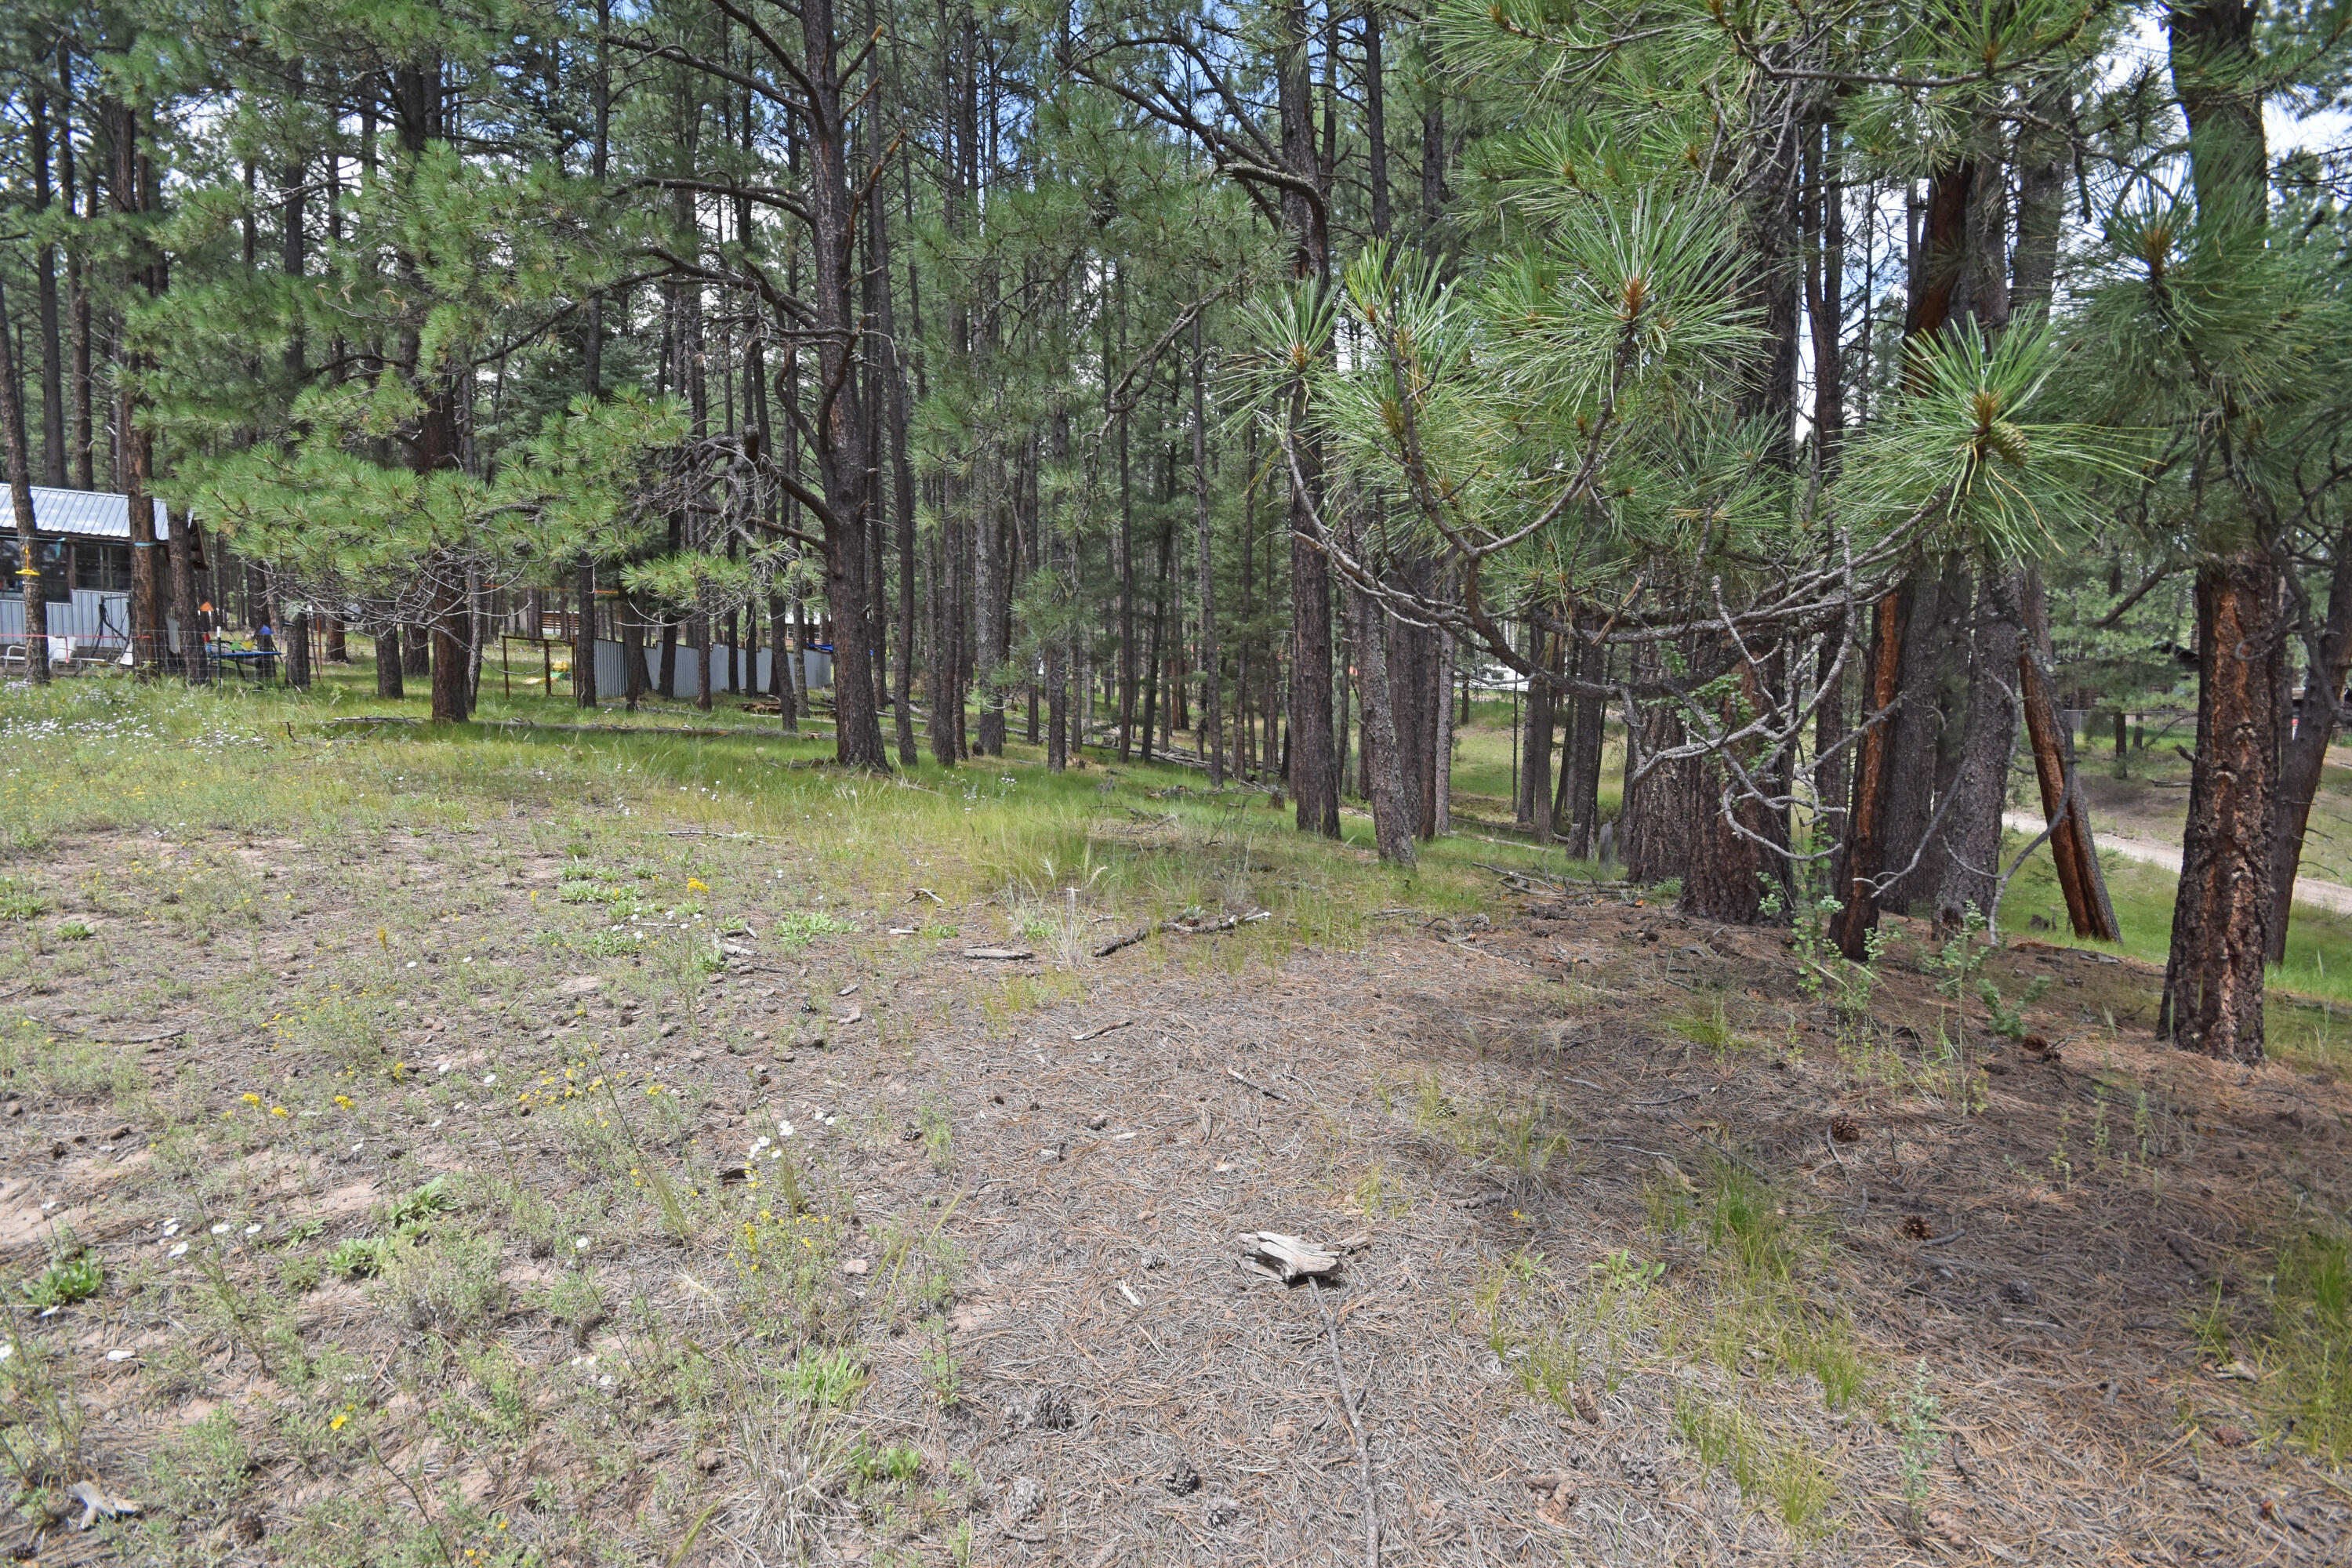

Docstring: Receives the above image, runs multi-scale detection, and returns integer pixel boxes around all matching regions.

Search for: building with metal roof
[15,485,173,541]
[3,487,195,661]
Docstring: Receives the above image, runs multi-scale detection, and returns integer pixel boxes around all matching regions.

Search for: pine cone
[1829,1112,1861,1144]
[1901,1214,1933,1240]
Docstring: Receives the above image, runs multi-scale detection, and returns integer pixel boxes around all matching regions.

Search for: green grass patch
[2263,1231,2352,1461]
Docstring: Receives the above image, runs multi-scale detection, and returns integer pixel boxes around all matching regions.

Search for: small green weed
[782,1345,868,1408]
[850,1439,922,1485]
[1664,995,1739,1054]
[327,1236,391,1278]
[0,880,46,920]
[21,1254,103,1308]
[918,1098,953,1173]
[773,909,856,949]
[387,1177,452,1228]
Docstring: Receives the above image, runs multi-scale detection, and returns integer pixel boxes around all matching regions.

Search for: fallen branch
[1091,909,1266,957]
[1226,1066,1290,1102]
[1312,1278,1380,1568]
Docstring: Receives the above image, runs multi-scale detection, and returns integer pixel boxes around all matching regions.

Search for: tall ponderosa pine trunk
[2162,555,2281,1058]
[1929,568,2021,927]
[2018,568,2120,939]
[2162,0,2278,1060]
[0,277,48,683]
[1520,630,1556,841]
[1353,571,1417,866]
[2270,524,2352,956]
[1683,659,1776,923]
[168,508,201,682]
[31,88,65,487]
[377,622,404,698]
[1559,622,1605,857]
[1280,0,1339,837]
[111,98,163,673]
[392,59,470,723]
[1835,160,1974,956]
[1192,317,1223,786]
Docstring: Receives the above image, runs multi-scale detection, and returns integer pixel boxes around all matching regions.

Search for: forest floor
[2,671,2349,1568]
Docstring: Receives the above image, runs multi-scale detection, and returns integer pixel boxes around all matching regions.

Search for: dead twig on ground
[1312,1277,1379,1568]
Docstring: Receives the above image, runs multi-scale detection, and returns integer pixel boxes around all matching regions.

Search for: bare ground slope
[2,819,2347,1566]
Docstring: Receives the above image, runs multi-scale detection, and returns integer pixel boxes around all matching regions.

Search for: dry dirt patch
[0,827,2344,1565]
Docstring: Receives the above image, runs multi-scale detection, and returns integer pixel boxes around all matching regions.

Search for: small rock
[106,1124,131,1142]
[1202,1496,1241,1528]
[1087,1112,1109,1131]
[230,1514,263,1544]
[660,1022,681,1038]
[694,1449,724,1475]
[1004,1476,1046,1522]
[1037,1146,1062,1163]
[2212,1423,2252,1449]
[1160,1460,1200,1497]
[2002,1279,2037,1306]
[688,1049,706,1062]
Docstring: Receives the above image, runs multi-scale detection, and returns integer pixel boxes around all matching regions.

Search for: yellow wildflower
[270,1105,290,1119]
[241,1092,262,1106]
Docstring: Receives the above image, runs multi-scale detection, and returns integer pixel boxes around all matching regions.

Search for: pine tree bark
[31,88,65,486]
[168,507,201,682]
[1833,587,1905,956]
[1683,659,1773,923]
[64,49,90,493]
[1280,0,1339,837]
[1929,568,2021,928]
[2269,524,2352,957]
[1519,629,1555,841]
[377,622,404,698]
[1192,315,1223,787]
[574,562,598,707]
[1622,648,1693,885]
[2162,555,2280,1058]
[1560,622,1605,857]
[1836,161,1974,953]
[1432,618,1455,835]
[1352,572,1417,866]
[2162,0,2278,1058]
[2019,568,2120,939]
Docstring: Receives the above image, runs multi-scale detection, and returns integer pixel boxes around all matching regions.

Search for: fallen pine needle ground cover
[0,676,2347,1565]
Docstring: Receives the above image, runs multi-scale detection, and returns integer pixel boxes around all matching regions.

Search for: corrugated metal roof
[25,486,172,541]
